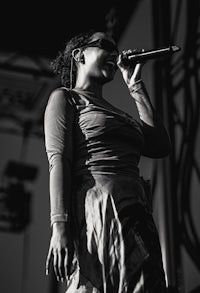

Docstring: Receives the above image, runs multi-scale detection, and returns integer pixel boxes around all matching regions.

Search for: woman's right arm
[44,88,75,282]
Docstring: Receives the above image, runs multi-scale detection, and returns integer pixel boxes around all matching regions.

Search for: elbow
[166,138,172,155]
[142,137,172,159]
[48,152,72,171]
[160,146,171,158]
[155,127,172,158]
[157,137,172,158]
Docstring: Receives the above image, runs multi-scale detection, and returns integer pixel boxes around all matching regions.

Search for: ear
[71,48,84,63]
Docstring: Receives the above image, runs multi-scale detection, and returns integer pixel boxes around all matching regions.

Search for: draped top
[68,88,145,178]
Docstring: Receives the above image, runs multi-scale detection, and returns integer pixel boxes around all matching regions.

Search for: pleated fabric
[65,173,166,293]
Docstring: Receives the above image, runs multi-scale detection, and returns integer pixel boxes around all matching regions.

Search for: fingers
[53,249,66,282]
[64,248,69,278]
[45,246,52,276]
[57,249,66,282]
[53,250,60,281]
[117,48,146,85]
[46,228,74,283]
[118,49,146,67]
[65,245,75,278]
[46,247,73,282]
[117,50,133,68]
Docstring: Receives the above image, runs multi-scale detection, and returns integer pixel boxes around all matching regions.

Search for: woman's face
[81,32,119,84]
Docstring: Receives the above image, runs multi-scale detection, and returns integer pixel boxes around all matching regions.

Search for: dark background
[0,0,139,57]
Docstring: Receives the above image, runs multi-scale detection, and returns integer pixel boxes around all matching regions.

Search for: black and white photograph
[0,1,199,293]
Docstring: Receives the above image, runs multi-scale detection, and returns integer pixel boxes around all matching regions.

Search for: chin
[100,77,113,85]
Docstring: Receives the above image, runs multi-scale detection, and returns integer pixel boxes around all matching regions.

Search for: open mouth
[105,59,117,71]
[106,60,116,66]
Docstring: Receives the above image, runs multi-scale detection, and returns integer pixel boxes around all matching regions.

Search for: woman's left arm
[117,51,171,158]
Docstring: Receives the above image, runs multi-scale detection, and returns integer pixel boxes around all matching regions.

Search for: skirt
[66,174,166,293]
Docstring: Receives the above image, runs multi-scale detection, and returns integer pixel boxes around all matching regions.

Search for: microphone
[121,46,181,65]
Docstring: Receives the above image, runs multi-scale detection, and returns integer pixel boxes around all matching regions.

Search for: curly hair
[50,30,97,88]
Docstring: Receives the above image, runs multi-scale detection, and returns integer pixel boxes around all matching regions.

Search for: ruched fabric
[45,88,166,292]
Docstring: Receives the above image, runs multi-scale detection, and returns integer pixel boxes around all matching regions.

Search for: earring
[72,49,84,63]
[69,57,74,89]
[77,54,84,63]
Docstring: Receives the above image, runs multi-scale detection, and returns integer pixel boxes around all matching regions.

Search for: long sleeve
[44,88,75,225]
[129,80,171,158]
[140,118,171,158]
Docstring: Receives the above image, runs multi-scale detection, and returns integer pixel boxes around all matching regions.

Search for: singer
[44,30,171,293]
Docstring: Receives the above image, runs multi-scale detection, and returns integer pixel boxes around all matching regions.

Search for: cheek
[86,58,103,76]
[85,50,106,68]
[85,50,98,63]
[84,50,110,79]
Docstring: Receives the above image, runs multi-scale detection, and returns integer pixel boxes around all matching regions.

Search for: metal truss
[0,51,59,139]
[151,0,200,292]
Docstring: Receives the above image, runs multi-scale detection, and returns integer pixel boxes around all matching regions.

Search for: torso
[68,88,144,177]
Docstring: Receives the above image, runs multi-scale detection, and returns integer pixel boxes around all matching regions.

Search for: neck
[74,74,103,98]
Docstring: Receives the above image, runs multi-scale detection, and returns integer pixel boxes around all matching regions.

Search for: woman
[44,30,171,292]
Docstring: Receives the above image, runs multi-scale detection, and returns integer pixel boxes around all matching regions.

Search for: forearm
[129,80,155,126]
[49,155,72,226]
[129,80,171,157]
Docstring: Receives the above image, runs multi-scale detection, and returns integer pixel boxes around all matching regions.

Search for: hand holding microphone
[118,45,181,66]
[117,45,181,88]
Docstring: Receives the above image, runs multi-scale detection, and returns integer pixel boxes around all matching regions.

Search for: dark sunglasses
[80,38,119,53]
